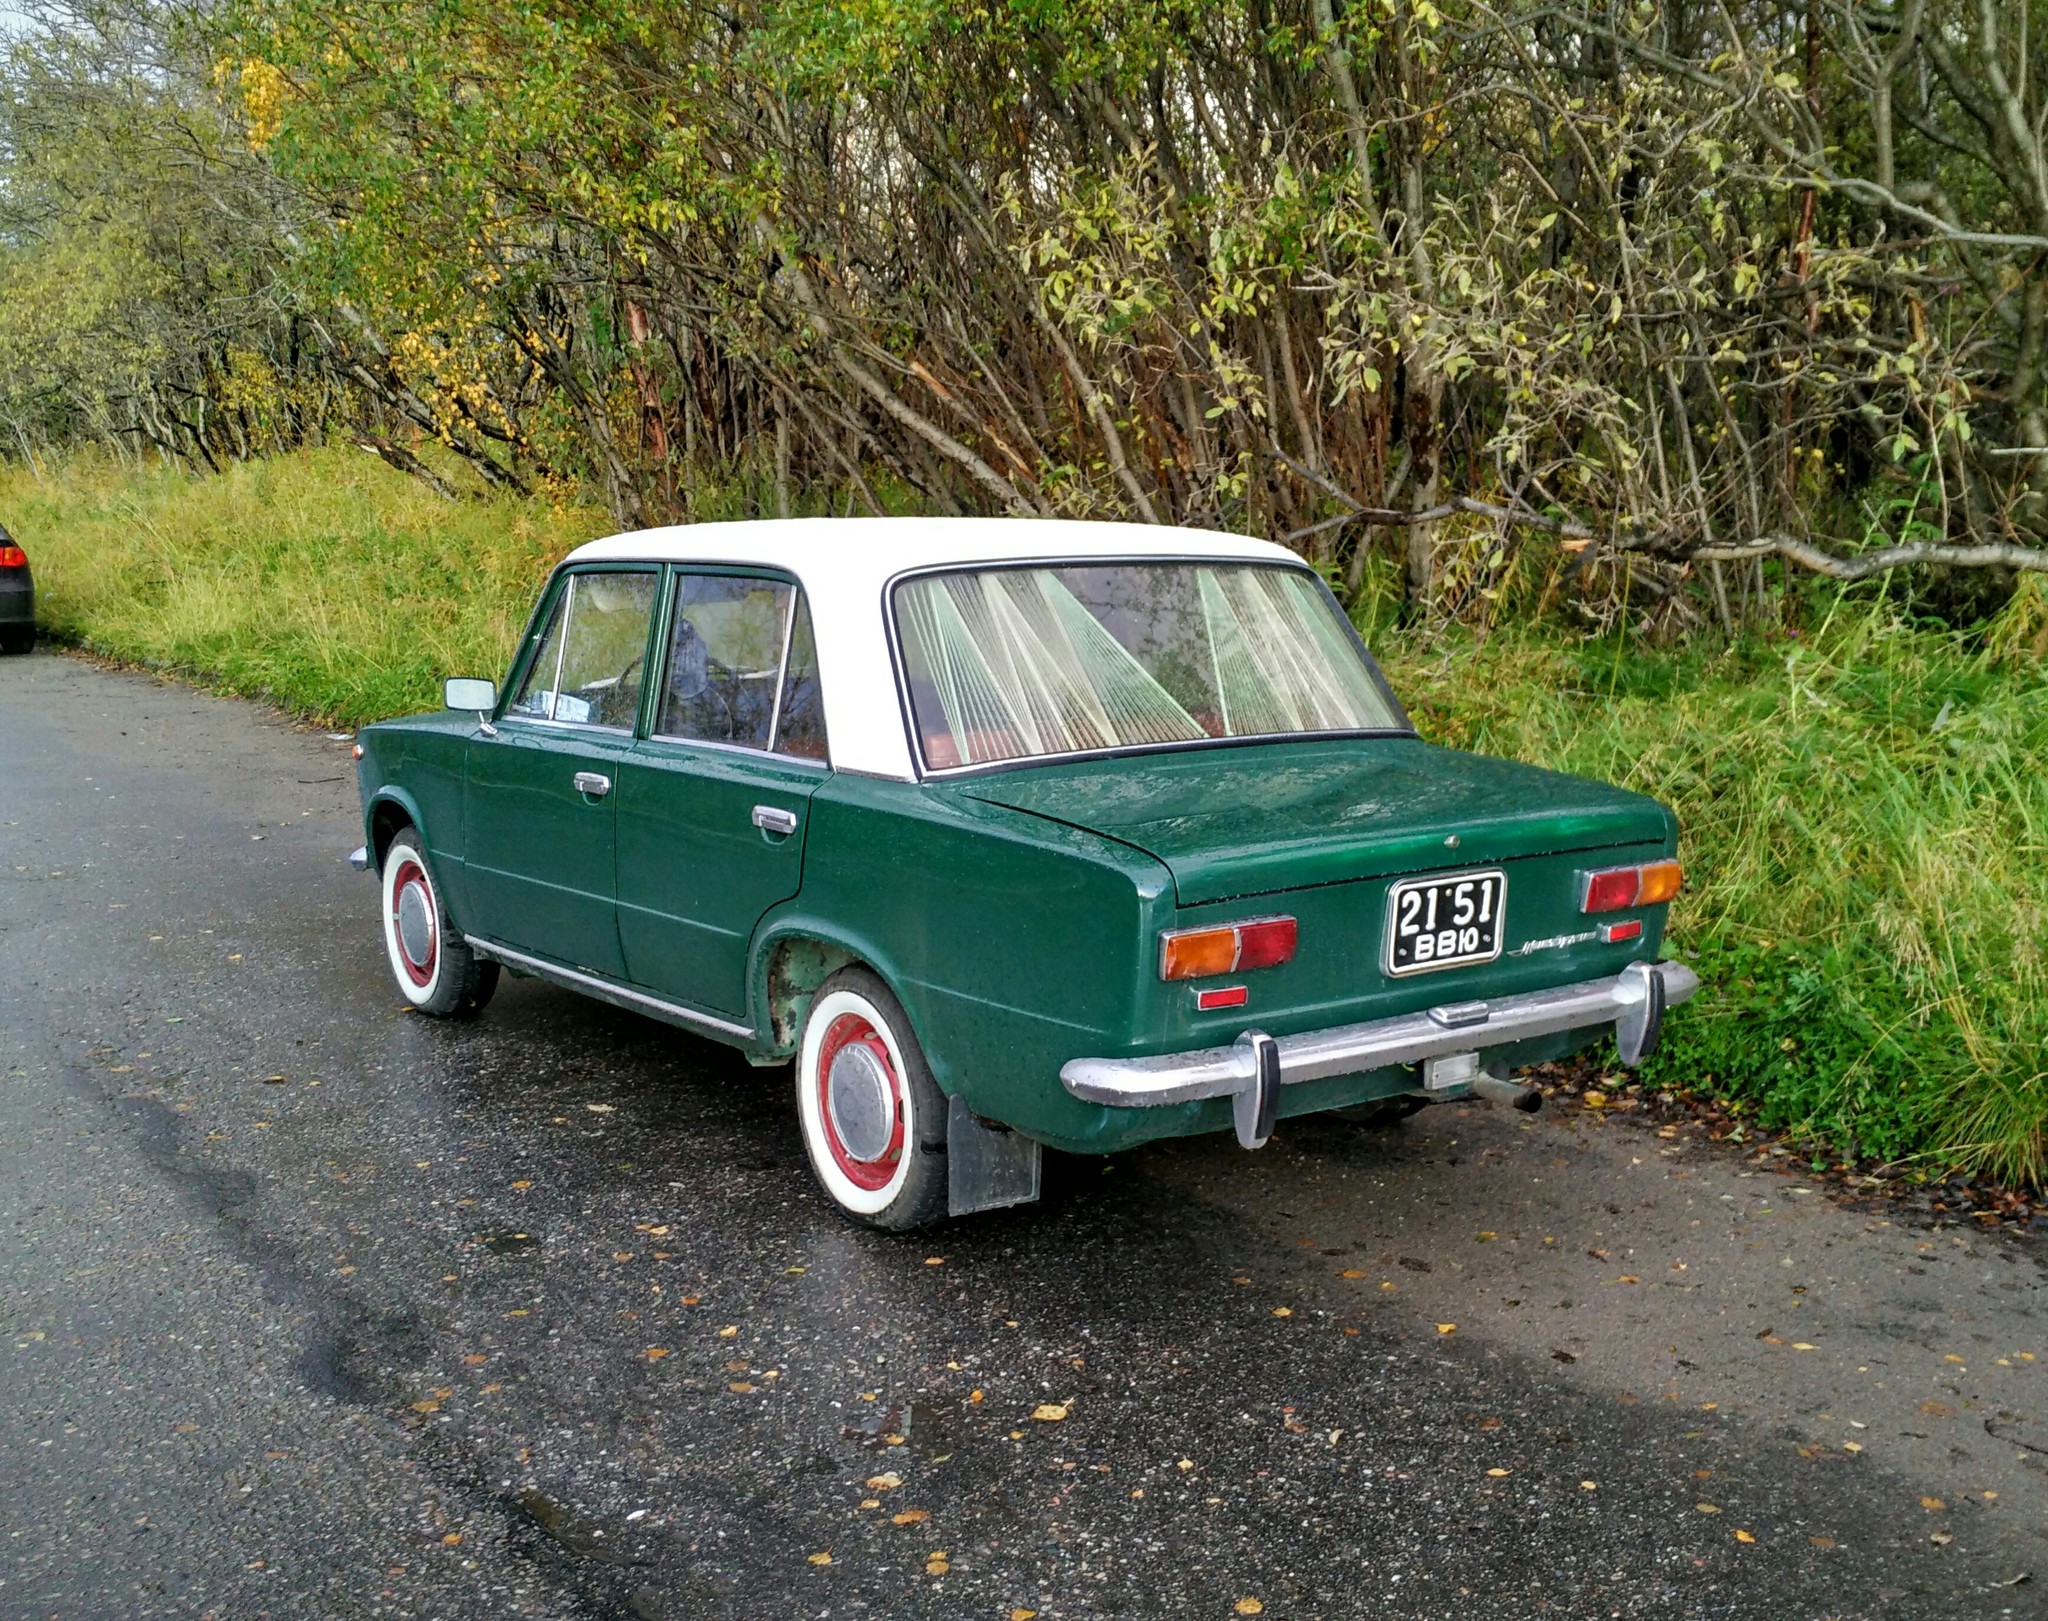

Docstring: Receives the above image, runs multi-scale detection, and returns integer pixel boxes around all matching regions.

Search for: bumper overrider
[1061,960,1699,1150]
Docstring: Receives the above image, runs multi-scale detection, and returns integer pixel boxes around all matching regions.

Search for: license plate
[1384,869,1507,977]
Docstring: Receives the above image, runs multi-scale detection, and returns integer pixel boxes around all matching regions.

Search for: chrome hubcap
[826,1041,895,1162]
[397,881,435,969]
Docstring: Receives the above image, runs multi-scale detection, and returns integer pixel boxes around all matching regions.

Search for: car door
[616,570,829,1018]
[463,566,660,977]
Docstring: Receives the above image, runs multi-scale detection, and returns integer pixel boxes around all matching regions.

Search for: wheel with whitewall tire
[796,966,948,1229]
[379,827,498,1017]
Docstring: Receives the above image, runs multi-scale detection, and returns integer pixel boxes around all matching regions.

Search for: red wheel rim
[390,857,438,988]
[816,1012,904,1191]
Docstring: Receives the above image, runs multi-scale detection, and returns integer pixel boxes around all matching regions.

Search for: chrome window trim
[640,730,831,770]
[880,554,1417,782]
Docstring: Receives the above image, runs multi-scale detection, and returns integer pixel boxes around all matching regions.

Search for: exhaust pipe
[1470,1073,1543,1112]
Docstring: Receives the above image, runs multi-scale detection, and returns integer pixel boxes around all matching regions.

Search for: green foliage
[1386,617,2048,1186]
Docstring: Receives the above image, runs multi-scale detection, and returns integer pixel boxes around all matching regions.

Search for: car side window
[774,594,828,761]
[657,574,827,762]
[507,570,657,729]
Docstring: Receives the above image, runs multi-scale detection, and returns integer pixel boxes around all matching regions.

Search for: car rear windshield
[893,562,1405,771]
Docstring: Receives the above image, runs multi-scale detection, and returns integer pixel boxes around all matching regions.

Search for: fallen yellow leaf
[1696,1502,1721,1514]
[441,1532,462,1545]
[1792,1342,1816,1352]
[1580,1480,1597,1491]
[1011,1611,1038,1620]
[925,1557,949,1575]
[866,1472,902,1490]
[1734,1529,1756,1544]
[717,1325,738,1338]
[728,1382,755,1394]
[1920,1496,1945,1512]
[644,1347,669,1361]
[1234,1601,1265,1616]
[1583,1090,1608,1108]
[1486,1467,1511,1478]
[510,1180,532,1190]
[892,1509,930,1526]
[1339,1268,1367,1279]
[969,1389,985,1403]
[807,1550,832,1566]
[1030,1402,1069,1422]
[1436,1323,1457,1335]
[1272,1307,1293,1318]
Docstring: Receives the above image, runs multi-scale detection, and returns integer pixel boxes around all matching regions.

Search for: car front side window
[507,570,658,729]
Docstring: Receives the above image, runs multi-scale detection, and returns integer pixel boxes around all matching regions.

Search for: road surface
[1,649,2041,1619]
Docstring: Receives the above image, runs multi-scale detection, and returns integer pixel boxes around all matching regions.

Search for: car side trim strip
[465,936,757,1040]
[1060,960,1700,1109]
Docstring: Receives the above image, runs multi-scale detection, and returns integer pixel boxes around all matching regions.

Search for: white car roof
[566,518,1303,781]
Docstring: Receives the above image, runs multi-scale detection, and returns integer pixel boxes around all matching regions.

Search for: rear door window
[657,574,829,762]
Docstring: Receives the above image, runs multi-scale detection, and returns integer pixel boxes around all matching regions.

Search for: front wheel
[795,966,948,1229]
[379,828,498,1017]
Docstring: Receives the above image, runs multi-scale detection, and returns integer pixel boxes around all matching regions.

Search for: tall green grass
[3,448,609,722]
[1385,612,2048,1186]
[6,449,2043,1184]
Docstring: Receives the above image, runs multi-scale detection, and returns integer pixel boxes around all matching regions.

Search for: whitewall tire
[379,828,497,1018]
[796,967,948,1228]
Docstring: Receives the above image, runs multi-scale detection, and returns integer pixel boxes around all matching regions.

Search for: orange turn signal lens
[1159,916,1297,980]
[1160,926,1239,980]
[1636,859,1683,905]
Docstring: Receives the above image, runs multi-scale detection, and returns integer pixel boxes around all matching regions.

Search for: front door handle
[573,771,613,799]
[751,804,799,837]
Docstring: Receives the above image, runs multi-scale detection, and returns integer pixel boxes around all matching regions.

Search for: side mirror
[444,677,498,713]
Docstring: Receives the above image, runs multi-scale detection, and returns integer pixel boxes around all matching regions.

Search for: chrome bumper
[1060,961,1699,1148]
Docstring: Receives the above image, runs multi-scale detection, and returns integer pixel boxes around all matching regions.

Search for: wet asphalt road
[1,649,2043,1621]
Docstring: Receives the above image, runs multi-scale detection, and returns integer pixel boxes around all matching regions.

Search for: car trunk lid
[961,736,1669,905]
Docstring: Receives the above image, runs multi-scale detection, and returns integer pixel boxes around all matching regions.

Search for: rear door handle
[751,804,799,836]
[573,771,613,799]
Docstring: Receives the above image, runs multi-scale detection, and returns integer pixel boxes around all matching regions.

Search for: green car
[350,520,1696,1228]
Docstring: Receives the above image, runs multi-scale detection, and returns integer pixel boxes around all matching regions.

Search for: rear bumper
[1060,961,1699,1144]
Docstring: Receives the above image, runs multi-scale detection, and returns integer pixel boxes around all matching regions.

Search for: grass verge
[6,449,2043,1184]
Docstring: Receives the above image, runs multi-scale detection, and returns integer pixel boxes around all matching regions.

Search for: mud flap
[947,1094,1042,1216]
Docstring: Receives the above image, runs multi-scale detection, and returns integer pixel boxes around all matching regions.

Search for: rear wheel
[796,966,948,1229]
[379,828,497,1017]
[0,625,33,656]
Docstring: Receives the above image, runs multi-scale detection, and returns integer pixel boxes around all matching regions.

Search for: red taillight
[1159,915,1298,980]
[1236,917,1298,970]
[1581,860,1683,913]
[0,545,25,568]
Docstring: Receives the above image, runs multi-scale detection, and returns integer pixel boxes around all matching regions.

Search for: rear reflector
[1195,985,1248,1011]
[1159,915,1298,980]
[1581,860,1683,913]
[0,545,25,568]
[1600,919,1644,944]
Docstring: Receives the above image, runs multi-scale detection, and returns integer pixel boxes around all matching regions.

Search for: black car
[0,524,32,655]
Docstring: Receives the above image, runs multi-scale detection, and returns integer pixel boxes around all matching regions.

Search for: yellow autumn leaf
[1031,1402,1070,1422]
[1235,1602,1264,1616]
[1920,1496,1945,1511]
[807,1550,832,1566]
[865,1472,903,1490]
[893,1509,930,1525]
[1339,1268,1367,1279]
[1271,1307,1293,1318]
[1436,1323,1457,1334]
[1735,1529,1756,1543]
[643,1347,669,1361]
[1486,1467,1511,1477]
